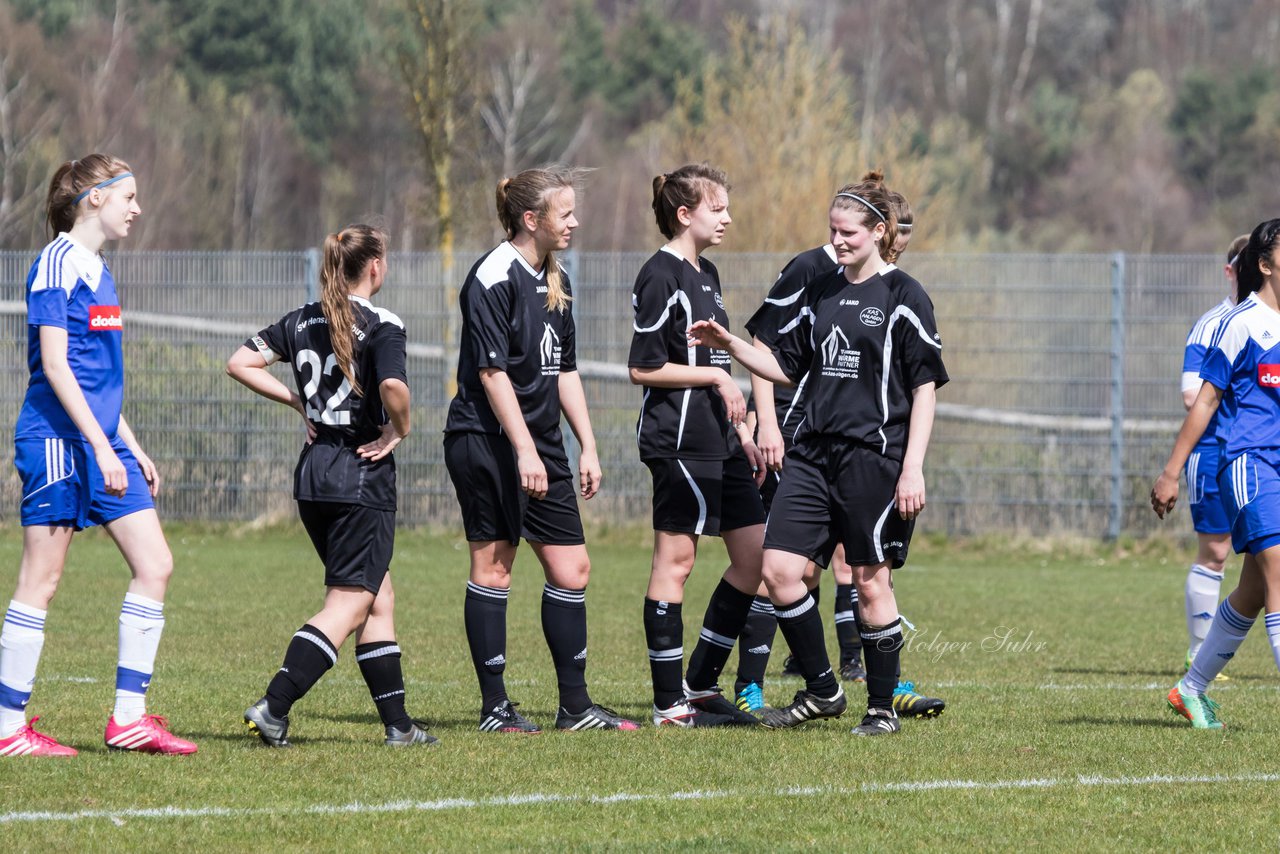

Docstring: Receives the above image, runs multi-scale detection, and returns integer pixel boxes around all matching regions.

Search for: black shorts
[758,469,782,515]
[444,432,585,546]
[763,439,913,569]
[645,452,766,536]
[297,500,395,593]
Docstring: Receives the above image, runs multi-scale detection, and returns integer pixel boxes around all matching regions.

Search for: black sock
[686,579,754,692]
[465,582,510,711]
[809,584,821,607]
[355,641,412,731]
[774,594,838,697]
[835,584,862,666]
[643,597,684,709]
[542,583,591,714]
[734,596,777,694]
[265,623,337,718]
[861,618,904,710]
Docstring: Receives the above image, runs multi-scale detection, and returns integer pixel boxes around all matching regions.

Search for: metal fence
[0,249,1226,538]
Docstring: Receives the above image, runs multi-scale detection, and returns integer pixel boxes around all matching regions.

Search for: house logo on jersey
[89,305,123,331]
[1259,364,1280,387]
[859,307,885,327]
[540,323,561,376]
[820,326,861,379]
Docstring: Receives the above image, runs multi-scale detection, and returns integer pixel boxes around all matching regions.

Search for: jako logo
[89,306,122,330]
[1259,364,1280,386]
[859,307,885,327]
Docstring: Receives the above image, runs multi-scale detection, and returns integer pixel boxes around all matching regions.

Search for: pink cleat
[0,717,78,756]
[105,714,198,754]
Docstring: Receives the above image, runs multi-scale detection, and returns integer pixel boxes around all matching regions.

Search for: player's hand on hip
[1151,472,1180,519]
[579,448,602,500]
[357,424,403,461]
[519,449,548,500]
[895,467,926,520]
[95,446,128,497]
[713,373,746,427]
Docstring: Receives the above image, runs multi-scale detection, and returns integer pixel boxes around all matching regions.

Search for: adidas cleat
[851,706,901,736]
[651,700,738,728]
[385,718,439,746]
[839,659,867,682]
[891,681,945,718]
[244,697,291,747]
[1167,681,1224,729]
[0,717,77,757]
[735,681,765,713]
[1185,651,1229,682]
[684,681,760,725]
[555,704,640,731]
[780,654,803,677]
[105,714,197,754]
[479,699,541,733]
[759,686,847,729]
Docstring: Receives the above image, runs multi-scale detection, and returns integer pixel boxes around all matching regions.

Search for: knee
[139,548,174,589]
[559,558,590,590]
[471,561,512,589]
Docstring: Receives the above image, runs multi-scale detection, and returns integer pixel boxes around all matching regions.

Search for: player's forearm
[115,415,143,456]
[1162,385,1222,479]
[749,339,781,432]
[557,371,597,453]
[226,346,301,410]
[628,363,728,389]
[379,378,411,437]
[901,382,937,473]
[722,334,792,386]
[479,368,539,455]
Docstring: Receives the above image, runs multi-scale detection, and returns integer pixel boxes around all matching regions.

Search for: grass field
[0,524,1277,851]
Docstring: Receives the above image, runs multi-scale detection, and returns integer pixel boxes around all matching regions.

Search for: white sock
[1,600,47,738]
[1266,612,1280,673]
[115,593,165,725]
[1185,564,1224,659]
[1185,598,1253,694]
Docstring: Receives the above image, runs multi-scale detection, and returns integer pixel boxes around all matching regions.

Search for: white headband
[834,192,886,223]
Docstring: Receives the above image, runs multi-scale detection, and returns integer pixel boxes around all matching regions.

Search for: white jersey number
[296,349,353,425]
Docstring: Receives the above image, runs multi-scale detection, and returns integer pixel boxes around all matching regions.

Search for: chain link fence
[0,249,1227,538]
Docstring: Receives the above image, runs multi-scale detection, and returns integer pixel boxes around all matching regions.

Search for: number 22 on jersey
[296,348,353,425]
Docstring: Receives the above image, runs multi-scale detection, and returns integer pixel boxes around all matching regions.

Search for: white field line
[3,773,1279,826]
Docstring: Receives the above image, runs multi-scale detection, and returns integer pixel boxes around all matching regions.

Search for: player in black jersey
[629,163,766,727]
[228,224,436,748]
[689,173,948,735]
[444,167,637,734]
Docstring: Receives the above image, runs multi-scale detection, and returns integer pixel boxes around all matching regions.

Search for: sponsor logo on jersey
[714,292,725,310]
[840,298,860,306]
[1259,364,1280,387]
[1263,331,1273,340]
[820,325,861,379]
[89,305,122,330]
[859,307,885,327]
[536,285,548,294]
[540,322,562,376]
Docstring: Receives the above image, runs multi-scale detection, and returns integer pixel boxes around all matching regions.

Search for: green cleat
[1167,681,1225,729]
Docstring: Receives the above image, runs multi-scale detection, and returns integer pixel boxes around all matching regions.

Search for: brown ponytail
[320,224,387,396]
[45,153,132,239]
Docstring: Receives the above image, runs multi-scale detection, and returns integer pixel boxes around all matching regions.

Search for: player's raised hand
[1151,471,1179,519]
[687,319,733,350]
[357,423,403,461]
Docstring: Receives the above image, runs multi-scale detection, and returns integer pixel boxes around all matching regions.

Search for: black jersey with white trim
[250,295,408,510]
[444,242,577,462]
[628,247,735,461]
[753,265,948,461]
[744,245,838,443]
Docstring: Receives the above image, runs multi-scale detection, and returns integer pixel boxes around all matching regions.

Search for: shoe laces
[740,683,764,706]
[24,716,61,747]
[894,681,915,695]
[588,705,621,718]
[141,714,171,731]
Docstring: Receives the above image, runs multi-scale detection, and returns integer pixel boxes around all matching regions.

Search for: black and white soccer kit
[754,265,948,569]
[746,244,839,512]
[628,247,765,536]
[444,241,583,546]
[249,295,408,593]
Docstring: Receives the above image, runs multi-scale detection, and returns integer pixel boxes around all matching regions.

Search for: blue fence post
[1109,252,1126,540]
[304,248,320,302]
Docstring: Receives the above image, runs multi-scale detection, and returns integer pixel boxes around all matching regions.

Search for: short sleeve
[770,304,816,385]
[369,322,408,384]
[1199,346,1232,391]
[895,284,949,391]
[247,315,291,365]
[628,268,680,369]
[559,310,577,372]
[27,287,70,329]
[464,278,515,371]
[745,255,819,345]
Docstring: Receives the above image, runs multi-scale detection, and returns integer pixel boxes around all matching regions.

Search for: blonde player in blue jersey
[1154,218,1280,728]
[0,154,196,757]
[1176,233,1248,678]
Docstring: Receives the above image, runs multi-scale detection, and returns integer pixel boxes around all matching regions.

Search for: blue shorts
[1186,445,1230,534]
[1217,449,1280,555]
[15,436,155,529]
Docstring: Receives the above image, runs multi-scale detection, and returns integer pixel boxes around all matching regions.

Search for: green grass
[0,526,1276,851]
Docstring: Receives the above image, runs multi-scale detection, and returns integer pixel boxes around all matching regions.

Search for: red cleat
[105,714,198,754]
[0,717,78,756]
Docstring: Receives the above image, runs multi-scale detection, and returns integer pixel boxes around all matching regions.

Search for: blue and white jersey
[15,234,124,441]
[1182,297,1233,450]
[1200,293,1280,461]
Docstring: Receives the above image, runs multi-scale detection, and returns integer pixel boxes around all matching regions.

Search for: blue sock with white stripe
[1265,612,1280,674]
[1184,564,1224,659]
[265,624,338,719]
[1185,598,1254,695]
[774,592,838,697]
[115,593,165,725]
[644,598,684,709]
[1,601,46,738]
[686,579,754,692]
[541,584,591,714]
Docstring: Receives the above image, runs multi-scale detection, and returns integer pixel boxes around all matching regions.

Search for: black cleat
[759,686,847,729]
[839,658,867,682]
[555,704,640,731]
[780,654,803,677]
[851,706,901,736]
[479,700,541,733]
[244,698,291,748]
[684,682,760,726]
[385,718,439,746]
